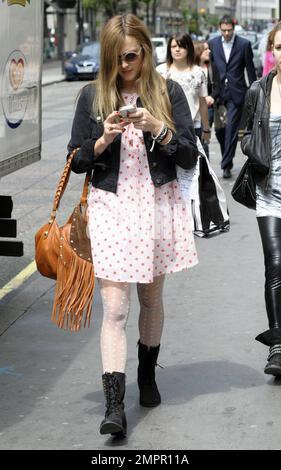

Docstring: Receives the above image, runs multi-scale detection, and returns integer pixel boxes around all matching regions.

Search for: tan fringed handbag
[35,148,95,332]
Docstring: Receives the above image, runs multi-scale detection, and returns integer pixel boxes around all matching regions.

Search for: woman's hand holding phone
[94,111,129,157]
[102,111,129,145]
[126,107,163,134]
[95,106,163,158]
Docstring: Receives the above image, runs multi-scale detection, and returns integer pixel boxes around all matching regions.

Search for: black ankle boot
[264,345,281,376]
[255,328,281,376]
[137,341,161,407]
[100,372,127,436]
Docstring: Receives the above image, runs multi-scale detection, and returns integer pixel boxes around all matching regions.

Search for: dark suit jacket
[209,35,256,106]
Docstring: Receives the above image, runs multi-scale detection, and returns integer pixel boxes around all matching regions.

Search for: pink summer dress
[87,93,198,283]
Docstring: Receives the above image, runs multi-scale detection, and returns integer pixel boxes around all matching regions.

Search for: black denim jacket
[68,79,197,193]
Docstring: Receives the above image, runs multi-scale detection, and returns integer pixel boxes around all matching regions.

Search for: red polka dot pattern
[87,93,198,283]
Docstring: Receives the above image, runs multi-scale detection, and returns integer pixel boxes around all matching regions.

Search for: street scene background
[0,64,280,450]
[1,0,281,451]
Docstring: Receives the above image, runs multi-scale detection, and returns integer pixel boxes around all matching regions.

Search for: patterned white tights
[137,275,165,349]
[99,275,165,373]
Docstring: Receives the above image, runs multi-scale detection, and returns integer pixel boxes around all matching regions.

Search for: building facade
[236,0,278,27]
[154,0,183,35]
[207,0,237,16]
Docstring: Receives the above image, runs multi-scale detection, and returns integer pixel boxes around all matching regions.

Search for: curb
[42,77,66,87]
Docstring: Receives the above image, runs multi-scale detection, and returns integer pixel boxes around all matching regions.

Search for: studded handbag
[35,148,95,331]
[231,159,256,210]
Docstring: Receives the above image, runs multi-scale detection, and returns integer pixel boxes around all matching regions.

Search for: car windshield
[237,32,257,45]
[77,43,100,57]
[152,40,165,47]
[208,31,220,39]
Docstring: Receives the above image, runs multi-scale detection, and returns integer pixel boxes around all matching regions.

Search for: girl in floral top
[157,33,211,144]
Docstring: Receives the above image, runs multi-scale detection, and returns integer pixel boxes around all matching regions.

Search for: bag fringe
[51,248,95,332]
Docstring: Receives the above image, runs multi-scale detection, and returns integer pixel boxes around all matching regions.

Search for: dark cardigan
[68,79,198,193]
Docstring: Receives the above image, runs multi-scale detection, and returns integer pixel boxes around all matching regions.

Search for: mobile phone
[118,105,137,118]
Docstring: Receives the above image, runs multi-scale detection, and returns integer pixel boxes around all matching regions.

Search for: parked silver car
[252,41,263,78]
[151,37,167,65]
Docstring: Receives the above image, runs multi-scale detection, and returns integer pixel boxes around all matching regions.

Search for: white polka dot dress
[87,93,198,283]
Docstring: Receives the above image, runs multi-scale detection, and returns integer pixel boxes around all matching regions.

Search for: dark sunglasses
[118,46,142,64]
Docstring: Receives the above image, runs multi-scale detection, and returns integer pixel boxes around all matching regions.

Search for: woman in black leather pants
[242,22,281,376]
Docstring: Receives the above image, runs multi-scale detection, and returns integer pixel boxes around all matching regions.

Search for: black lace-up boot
[100,372,127,436]
[137,341,161,407]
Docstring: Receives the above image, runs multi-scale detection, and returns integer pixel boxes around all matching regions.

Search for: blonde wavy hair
[94,14,175,130]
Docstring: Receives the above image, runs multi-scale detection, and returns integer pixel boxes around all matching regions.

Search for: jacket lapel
[215,37,226,64]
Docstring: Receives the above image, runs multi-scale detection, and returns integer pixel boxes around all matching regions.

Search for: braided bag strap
[51,148,79,219]
[80,173,91,206]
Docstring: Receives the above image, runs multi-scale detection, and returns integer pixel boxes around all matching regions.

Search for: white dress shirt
[221,35,235,63]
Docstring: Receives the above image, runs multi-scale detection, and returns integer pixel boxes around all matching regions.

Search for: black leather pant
[258,216,281,330]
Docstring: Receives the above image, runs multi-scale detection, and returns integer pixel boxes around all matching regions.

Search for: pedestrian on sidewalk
[194,40,221,158]
[209,15,256,179]
[241,22,281,376]
[156,33,211,150]
[67,14,198,437]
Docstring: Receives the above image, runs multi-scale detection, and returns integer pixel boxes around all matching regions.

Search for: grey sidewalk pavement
[1,136,281,450]
[42,60,65,86]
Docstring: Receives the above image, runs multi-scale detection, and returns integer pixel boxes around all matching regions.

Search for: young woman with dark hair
[157,33,211,146]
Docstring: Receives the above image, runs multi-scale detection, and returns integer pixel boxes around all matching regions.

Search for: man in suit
[209,16,256,178]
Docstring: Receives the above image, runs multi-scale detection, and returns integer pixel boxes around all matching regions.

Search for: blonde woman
[68,14,198,437]
[194,41,221,158]
[262,30,276,77]
[194,41,220,110]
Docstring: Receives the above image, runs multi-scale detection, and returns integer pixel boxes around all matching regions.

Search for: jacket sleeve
[67,85,111,174]
[240,80,259,155]
[157,80,197,170]
[245,41,257,86]
[210,62,220,102]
